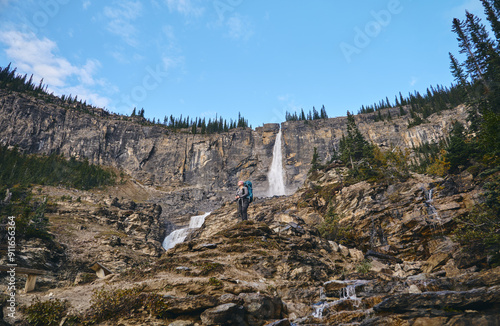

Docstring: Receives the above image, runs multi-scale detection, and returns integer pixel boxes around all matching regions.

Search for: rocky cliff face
[0,90,276,195]
[281,105,469,191]
[0,90,468,195]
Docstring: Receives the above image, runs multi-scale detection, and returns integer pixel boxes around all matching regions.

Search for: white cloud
[226,14,253,41]
[162,25,176,42]
[165,0,204,17]
[60,84,110,108]
[0,30,110,107]
[272,94,301,123]
[0,30,75,87]
[410,76,418,87]
[83,0,91,10]
[79,59,101,86]
[103,1,143,47]
[277,94,292,102]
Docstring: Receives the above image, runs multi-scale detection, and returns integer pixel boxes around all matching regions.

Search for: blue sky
[0,0,488,127]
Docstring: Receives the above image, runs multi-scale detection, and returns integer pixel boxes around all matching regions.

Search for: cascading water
[267,127,286,197]
[422,187,439,220]
[162,212,210,250]
[312,280,369,319]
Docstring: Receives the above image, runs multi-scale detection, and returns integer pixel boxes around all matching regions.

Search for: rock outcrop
[0,90,468,194]
[2,168,499,325]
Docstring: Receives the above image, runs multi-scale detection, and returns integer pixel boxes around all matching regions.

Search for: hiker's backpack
[244,181,253,203]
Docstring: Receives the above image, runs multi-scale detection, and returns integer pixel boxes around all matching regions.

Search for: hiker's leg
[241,199,249,221]
[237,200,243,219]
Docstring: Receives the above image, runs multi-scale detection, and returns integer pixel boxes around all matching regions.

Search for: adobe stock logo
[340,0,404,63]
[213,0,243,23]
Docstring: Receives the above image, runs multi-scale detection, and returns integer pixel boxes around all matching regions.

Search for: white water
[423,187,439,219]
[162,212,210,250]
[267,128,286,197]
[312,280,369,319]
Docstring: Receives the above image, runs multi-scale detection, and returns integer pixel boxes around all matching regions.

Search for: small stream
[422,187,440,221]
[162,212,211,250]
[312,280,370,319]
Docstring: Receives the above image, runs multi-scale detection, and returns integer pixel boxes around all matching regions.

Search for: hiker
[235,180,250,221]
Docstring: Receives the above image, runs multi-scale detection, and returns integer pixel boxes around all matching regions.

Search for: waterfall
[340,285,361,307]
[267,127,286,197]
[422,187,439,220]
[312,280,369,319]
[162,212,210,250]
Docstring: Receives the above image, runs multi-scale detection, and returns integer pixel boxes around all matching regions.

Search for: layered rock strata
[0,90,468,193]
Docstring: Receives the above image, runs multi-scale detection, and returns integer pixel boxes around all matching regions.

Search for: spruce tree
[338,111,374,168]
[320,105,328,119]
[445,122,472,173]
[309,147,322,172]
[449,53,469,87]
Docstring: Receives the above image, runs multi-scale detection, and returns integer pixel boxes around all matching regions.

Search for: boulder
[338,244,350,257]
[219,293,245,306]
[200,303,246,326]
[329,241,339,252]
[349,248,364,261]
[238,293,284,326]
[369,259,391,274]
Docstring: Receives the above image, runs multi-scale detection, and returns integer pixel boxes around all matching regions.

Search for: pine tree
[309,147,322,172]
[449,52,469,87]
[338,111,374,168]
[320,105,328,119]
[453,16,489,89]
[446,122,472,173]
[312,106,320,120]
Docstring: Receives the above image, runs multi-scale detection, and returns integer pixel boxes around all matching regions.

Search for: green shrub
[144,293,170,319]
[356,260,372,274]
[208,277,223,287]
[23,298,68,326]
[199,262,224,275]
[65,286,172,324]
[317,210,352,245]
[82,287,146,324]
